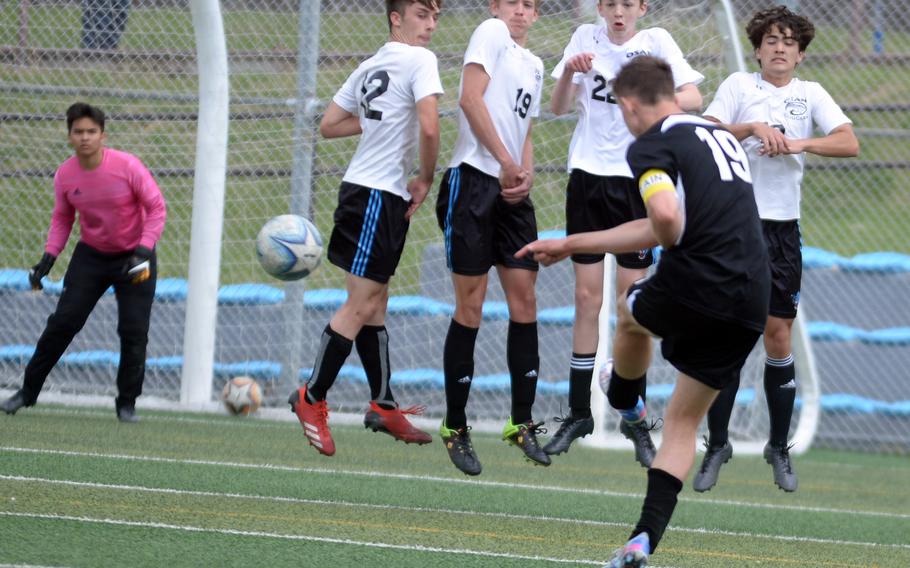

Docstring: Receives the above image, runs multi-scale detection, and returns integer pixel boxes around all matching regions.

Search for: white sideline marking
[0,564,72,568]
[0,511,607,566]
[2,474,907,551]
[1,445,908,521]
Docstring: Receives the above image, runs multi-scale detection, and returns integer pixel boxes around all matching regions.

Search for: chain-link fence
[1,0,907,452]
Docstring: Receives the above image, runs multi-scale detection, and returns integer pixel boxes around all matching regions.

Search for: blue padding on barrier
[0,269,32,292]
[61,350,119,367]
[0,344,35,363]
[304,288,347,310]
[387,295,453,317]
[808,321,861,342]
[481,301,510,321]
[156,278,189,302]
[539,306,575,326]
[802,246,846,269]
[390,368,445,386]
[146,356,184,370]
[299,364,367,383]
[862,327,910,345]
[841,252,910,273]
[219,283,284,305]
[808,322,910,344]
[537,230,566,240]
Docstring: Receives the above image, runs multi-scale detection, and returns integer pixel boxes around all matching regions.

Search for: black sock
[707,377,739,447]
[765,354,796,447]
[607,367,645,411]
[443,319,478,430]
[631,468,683,553]
[569,352,596,418]
[508,320,539,424]
[306,325,353,402]
[356,325,395,408]
[639,373,648,404]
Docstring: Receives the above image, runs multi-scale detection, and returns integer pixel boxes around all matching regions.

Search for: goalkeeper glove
[124,245,153,284]
[28,252,56,291]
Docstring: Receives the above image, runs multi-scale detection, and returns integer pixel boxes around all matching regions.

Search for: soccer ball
[256,214,323,281]
[221,376,263,416]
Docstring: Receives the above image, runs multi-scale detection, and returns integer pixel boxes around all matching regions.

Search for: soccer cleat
[363,401,432,445]
[764,442,798,492]
[440,422,482,476]
[0,390,31,415]
[116,406,139,423]
[542,413,595,455]
[619,418,660,468]
[288,386,335,456]
[605,532,650,568]
[502,418,551,466]
[692,437,733,492]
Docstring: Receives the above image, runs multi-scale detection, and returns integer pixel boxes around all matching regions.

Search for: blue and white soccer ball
[256,214,323,281]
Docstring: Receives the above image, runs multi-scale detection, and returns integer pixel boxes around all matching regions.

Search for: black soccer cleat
[1,390,32,415]
[620,418,660,468]
[692,437,733,492]
[503,418,551,466]
[764,442,798,492]
[440,422,482,476]
[542,413,595,455]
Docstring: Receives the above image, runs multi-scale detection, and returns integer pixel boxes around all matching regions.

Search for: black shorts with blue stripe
[435,162,538,276]
[328,181,410,284]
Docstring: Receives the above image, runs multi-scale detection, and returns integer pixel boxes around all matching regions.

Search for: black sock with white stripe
[764,354,796,447]
[443,319,478,430]
[306,325,353,403]
[356,325,396,409]
[508,320,539,424]
[568,352,596,419]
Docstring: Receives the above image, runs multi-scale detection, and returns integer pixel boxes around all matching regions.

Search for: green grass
[1,405,909,567]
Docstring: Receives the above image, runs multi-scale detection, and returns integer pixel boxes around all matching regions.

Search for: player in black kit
[517,56,770,568]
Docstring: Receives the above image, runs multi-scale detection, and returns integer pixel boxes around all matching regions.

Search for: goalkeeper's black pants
[20,242,157,410]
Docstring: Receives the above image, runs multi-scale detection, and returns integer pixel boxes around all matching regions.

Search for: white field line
[1,474,907,551]
[18,405,910,473]
[1,445,908,522]
[0,510,612,566]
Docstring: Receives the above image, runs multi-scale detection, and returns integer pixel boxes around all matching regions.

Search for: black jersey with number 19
[627,114,770,332]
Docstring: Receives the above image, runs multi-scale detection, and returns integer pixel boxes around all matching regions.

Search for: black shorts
[435,163,538,275]
[627,279,762,390]
[566,169,653,268]
[763,220,802,319]
[328,182,409,284]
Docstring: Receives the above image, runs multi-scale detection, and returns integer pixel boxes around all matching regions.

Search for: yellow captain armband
[639,169,675,204]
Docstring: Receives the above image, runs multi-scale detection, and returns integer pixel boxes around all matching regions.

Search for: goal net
[4,0,907,455]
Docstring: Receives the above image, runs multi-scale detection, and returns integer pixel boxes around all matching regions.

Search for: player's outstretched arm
[784,123,859,157]
[704,115,790,157]
[406,94,441,220]
[516,219,657,266]
[675,83,703,113]
[319,102,362,139]
[460,63,525,189]
[550,52,592,115]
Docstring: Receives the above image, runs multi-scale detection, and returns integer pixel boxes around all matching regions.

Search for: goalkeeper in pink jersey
[1,102,167,423]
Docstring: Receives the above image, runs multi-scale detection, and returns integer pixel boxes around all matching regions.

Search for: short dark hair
[386,0,442,31]
[746,6,815,52]
[612,56,675,105]
[66,102,105,133]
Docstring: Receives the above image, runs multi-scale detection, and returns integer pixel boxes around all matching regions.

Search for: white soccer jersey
[334,42,443,200]
[448,18,544,177]
[551,26,704,177]
[704,72,851,220]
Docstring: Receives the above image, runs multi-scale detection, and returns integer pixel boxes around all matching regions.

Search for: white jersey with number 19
[333,42,443,200]
[448,18,544,178]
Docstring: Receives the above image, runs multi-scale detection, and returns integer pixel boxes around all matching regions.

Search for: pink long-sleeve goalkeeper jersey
[45,148,167,256]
